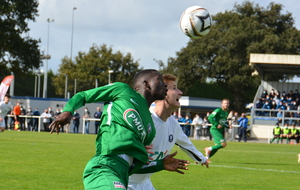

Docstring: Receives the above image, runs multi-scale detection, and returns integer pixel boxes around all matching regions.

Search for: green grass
[1,131,299,190]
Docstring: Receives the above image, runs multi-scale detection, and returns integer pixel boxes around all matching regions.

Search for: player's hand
[163,151,190,174]
[49,112,72,135]
[194,160,209,168]
[145,144,154,164]
[217,124,222,129]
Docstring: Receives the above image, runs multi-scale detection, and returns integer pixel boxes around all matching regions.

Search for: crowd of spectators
[174,112,212,140]
[255,89,300,125]
[4,103,102,134]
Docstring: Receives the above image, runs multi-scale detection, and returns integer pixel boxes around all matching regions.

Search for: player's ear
[143,80,151,91]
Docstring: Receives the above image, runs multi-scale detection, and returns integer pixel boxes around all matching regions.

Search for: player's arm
[208,109,219,126]
[134,151,189,174]
[174,123,208,167]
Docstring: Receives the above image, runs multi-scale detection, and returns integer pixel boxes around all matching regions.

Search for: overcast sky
[28,0,300,74]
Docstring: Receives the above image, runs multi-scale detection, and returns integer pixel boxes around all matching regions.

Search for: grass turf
[0,131,299,190]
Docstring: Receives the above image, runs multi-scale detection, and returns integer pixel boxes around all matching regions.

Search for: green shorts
[83,155,129,190]
[210,128,226,144]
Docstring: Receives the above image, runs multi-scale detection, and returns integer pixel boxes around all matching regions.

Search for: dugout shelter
[249,53,300,139]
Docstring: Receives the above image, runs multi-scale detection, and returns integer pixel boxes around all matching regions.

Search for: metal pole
[95,79,98,88]
[65,75,68,99]
[108,70,113,84]
[108,73,111,84]
[38,74,41,97]
[10,72,14,96]
[74,78,76,95]
[70,6,77,60]
[34,75,37,97]
[43,18,54,98]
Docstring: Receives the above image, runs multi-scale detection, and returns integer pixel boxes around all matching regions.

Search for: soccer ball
[180,6,212,39]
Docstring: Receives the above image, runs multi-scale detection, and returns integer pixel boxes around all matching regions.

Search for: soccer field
[0,131,299,190]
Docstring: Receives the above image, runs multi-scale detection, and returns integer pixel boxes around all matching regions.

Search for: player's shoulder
[112,82,130,88]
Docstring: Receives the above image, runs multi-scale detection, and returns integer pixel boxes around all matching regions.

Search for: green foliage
[52,44,141,97]
[0,131,299,190]
[0,0,41,75]
[160,1,300,112]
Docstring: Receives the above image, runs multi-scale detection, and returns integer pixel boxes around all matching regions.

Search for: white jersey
[0,101,11,118]
[128,109,206,189]
[0,101,11,127]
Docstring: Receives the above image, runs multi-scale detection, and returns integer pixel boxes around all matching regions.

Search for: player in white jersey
[0,94,12,132]
[128,74,209,190]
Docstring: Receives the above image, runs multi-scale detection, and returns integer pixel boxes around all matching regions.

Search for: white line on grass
[223,150,299,155]
[193,163,300,174]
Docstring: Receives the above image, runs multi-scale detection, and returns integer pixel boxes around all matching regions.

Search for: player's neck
[153,103,173,122]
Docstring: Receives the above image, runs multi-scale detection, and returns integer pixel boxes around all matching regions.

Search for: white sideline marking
[193,164,300,174]
[223,150,299,155]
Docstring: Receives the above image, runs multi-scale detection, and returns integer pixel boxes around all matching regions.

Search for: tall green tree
[0,0,41,76]
[160,1,300,112]
[52,44,142,97]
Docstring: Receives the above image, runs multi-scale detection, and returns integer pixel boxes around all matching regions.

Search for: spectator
[238,113,249,142]
[48,107,54,124]
[274,95,280,105]
[32,108,40,131]
[202,116,211,140]
[54,109,62,132]
[227,111,234,126]
[270,100,277,117]
[192,114,203,140]
[269,123,282,144]
[255,98,263,116]
[178,113,185,131]
[72,110,80,133]
[261,90,268,99]
[282,91,287,99]
[280,123,291,144]
[277,108,283,124]
[93,107,102,134]
[41,109,52,132]
[294,89,300,99]
[0,94,12,133]
[20,105,26,130]
[26,108,34,131]
[262,101,271,116]
[269,89,276,98]
[183,115,192,137]
[83,107,91,134]
[290,124,299,144]
[13,102,21,130]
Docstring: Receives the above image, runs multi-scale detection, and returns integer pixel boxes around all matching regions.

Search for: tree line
[1,0,300,112]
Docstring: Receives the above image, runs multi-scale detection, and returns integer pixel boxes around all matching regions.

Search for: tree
[0,0,41,75]
[160,1,300,112]
[52,44,142,97]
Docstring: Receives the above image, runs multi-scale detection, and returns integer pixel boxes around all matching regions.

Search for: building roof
[249,53,300,78]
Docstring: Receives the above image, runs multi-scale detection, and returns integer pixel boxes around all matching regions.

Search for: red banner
[0,75,14,101]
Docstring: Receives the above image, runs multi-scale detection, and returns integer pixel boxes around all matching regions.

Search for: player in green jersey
[205,99,230,161]
[49,69,189,190]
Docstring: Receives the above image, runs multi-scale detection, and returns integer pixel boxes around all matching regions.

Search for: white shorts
[128,179,155,190]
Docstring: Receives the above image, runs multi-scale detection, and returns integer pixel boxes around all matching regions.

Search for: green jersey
[63,82,156,167]
[208,107,229,131]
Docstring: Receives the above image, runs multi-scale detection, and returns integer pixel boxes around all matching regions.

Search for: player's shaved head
[133,69,160,90]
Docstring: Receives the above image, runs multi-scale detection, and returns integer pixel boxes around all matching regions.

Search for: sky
[28,0,300,75]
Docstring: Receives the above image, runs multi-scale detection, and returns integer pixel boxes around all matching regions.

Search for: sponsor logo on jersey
[169,134,173,142]
[219,118,227,125]
[123,108,146,142]
[113,181,126,189]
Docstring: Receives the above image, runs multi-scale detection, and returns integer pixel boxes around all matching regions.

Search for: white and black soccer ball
[180,6,212,39]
